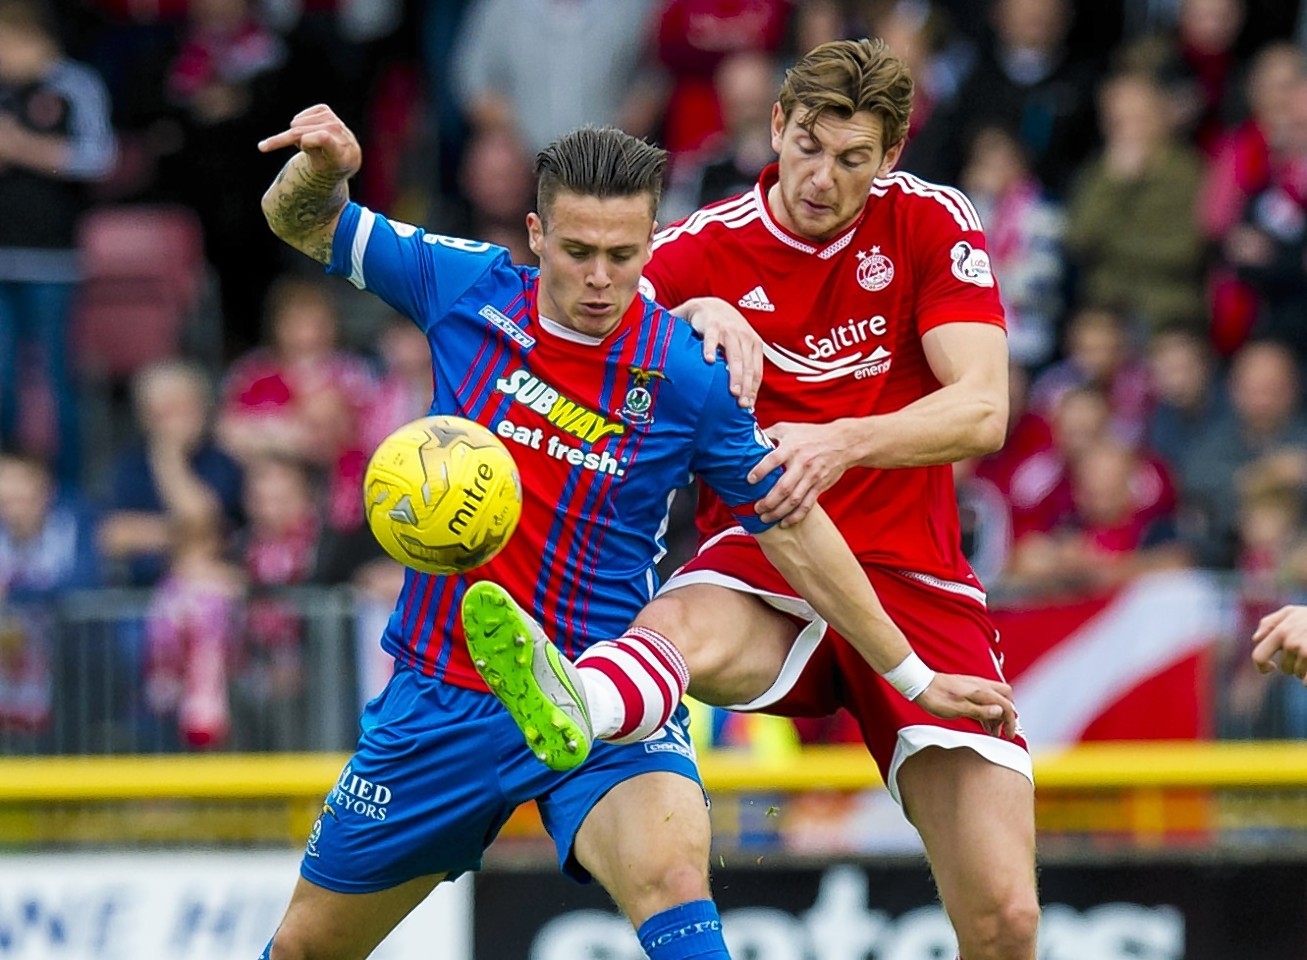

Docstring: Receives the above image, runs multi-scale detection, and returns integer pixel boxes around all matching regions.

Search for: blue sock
[637,899,730,959]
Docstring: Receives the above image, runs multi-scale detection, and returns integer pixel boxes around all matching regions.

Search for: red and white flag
[994,570,1227,747]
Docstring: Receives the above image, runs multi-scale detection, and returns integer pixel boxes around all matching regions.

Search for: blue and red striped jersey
[328,202,779,689]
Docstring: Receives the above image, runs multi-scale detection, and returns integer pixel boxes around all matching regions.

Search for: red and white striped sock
[575,628,690,743]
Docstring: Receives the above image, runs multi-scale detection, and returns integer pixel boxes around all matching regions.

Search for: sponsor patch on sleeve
[949,241,994,287]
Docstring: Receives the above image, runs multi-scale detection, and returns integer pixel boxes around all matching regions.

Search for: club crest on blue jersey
[622,367,668,424]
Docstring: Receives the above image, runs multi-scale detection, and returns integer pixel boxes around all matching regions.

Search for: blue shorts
[299,663,702,892]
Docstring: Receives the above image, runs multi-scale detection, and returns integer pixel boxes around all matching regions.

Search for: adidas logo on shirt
[737,285,775,312]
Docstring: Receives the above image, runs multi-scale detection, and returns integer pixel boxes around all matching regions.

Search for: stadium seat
[72,205,209,380]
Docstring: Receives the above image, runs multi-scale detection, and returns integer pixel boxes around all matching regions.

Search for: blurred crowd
[4,0,1307,749]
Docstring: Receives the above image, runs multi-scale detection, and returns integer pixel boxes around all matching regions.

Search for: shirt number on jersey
[423,234,492,254]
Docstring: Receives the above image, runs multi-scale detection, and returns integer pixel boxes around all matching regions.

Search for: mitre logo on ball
[363,415,523,576]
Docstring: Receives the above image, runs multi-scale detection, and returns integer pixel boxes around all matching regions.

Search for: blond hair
[778,38,914,147]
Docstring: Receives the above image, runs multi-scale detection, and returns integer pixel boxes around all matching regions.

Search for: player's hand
[748,420,855,526]
[1252,604,1307,683]
[675,297,763,408]
[258,103,361,179]
[916,673,1019,739]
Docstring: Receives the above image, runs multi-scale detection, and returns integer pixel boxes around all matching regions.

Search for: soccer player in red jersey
[477,38,1039,960]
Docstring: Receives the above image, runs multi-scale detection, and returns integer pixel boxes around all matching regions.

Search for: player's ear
[880,138,906,176]
[526,212,544,257]
[770,102,785,153]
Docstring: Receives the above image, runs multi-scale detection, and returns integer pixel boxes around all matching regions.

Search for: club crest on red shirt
[855,246,895,291]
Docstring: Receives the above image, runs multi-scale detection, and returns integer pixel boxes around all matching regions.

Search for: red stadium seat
[73,205,208,380]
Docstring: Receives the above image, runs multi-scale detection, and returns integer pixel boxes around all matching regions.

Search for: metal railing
[1,574,1304,756]
[0,586,364,756]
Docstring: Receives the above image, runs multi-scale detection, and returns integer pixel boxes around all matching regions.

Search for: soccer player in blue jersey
[255,103,1016,960]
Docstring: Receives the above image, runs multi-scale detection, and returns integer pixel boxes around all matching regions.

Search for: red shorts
[661,528,1032,800]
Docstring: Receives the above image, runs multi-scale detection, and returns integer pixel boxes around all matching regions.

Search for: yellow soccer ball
[363,415,523,575]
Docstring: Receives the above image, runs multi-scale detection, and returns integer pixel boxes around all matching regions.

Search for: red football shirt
[642,164,1007,583]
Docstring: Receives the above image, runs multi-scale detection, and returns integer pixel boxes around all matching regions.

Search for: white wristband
[883,652,936,701]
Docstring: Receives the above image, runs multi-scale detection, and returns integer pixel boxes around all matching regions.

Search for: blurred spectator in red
[232,454,323,749]
[1009,384,1177,545]
[1180,340,1307,567]
[1152,0,1248,155]
[1016,385,1116,538]
[1221,76,1307,364]
[454,127,536,265]
[167,0,283,110]
[451,0,666,153]
[662,49,778,223]
[99,360,244,587]
[1201,43,1305,244]
[217,275,375,535]
[1146,325,1228,470]
[653,0,790,160]
[1029,307,1152,447]
[161,0,288,356]
[1201,42,1306,355]
[1008,438,1190,595]
[0,0,116,489]
[1064,70,1206,335]
[143,512,243,749]
[928,0,1100,197]
[960,123,1065,371]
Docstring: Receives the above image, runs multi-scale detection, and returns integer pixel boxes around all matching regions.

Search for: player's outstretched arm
[1252,605,1307,683]
[754,505,1018,737]
[257,104,362,264]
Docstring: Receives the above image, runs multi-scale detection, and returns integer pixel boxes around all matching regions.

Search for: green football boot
[461,581,593,771]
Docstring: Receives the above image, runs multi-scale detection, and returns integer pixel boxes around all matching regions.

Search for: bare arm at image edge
[258,104,361,264]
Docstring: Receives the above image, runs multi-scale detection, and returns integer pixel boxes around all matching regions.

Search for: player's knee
[632,858,712,914]
[635,593,713,672]
[956,889,1040,960]
[266,932,304,960]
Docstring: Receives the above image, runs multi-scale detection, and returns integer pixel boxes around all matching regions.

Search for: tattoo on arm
[264,155,349,264]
